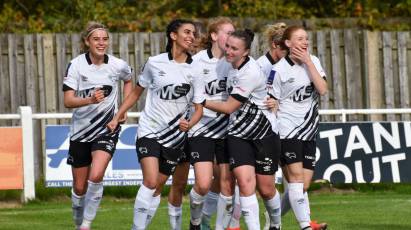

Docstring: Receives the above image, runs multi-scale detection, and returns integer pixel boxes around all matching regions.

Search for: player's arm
[107,84,145,132]
[179,103,203,132]
[63,87,104,108]
[117,79,133,123]
[203,96,242,114]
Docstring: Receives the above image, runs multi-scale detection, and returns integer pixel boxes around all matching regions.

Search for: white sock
[71,189,85,227]
[132,184,155,230]
[281,188,291,216]
[146,194,161,227]
[288,183,310,229]
[81,181,103,228]
[228,185,241,228]
[168,202,182,230]
[202,191,218,216]
[263,189,281,228]
[240,193,260,230]
[304,192,311,216]
[190,188,206,225]
[215,193,233,230]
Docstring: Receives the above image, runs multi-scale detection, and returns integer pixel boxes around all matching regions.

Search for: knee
[143,178,157,190]
[195,181,211,196]
[88,175,104,183]
[73,185,87,196]
[258,185,275,200]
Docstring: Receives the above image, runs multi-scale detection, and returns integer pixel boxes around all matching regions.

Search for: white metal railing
[0,106,410,202]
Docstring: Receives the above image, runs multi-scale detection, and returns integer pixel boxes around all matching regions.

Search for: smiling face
[224,36,249,68]
[85,29,109,58]
[213,23,235,51]
[285,28,309,52]
[171,23,196,52]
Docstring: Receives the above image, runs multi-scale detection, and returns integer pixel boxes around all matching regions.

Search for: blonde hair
[203,17,233,49]
[80,21,108,53]
[263,22,287,48]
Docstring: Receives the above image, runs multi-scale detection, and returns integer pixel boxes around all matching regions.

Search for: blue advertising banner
[45,122,411,187]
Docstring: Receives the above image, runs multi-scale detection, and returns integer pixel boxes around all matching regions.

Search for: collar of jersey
[167,51,193,64]
[85,52,109,65]
[207,48,213,59]
[265,51,276,65]
[237,56,250,70]
[285,55,295,66]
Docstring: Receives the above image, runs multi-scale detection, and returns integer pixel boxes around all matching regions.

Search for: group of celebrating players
[63,16,328,230]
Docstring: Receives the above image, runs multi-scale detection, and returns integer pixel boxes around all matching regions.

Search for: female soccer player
[257,22,288,230]
[63,22,133,230]
[107,19,203,230]
[202,29,281,230]
[185,17,235,230]
[272,25,328,230]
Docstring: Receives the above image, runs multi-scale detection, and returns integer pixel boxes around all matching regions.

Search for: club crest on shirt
[158,70,166,76]
[81,75,88,82]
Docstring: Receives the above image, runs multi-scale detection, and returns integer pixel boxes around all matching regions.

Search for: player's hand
[179,118,190,132]
[264,97,278,113]
[106,118,119,133]
[291,46,310,64]
[118,112,127,124]
[90,88,105,104]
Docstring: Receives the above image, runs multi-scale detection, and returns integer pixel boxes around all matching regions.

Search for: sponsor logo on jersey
[205,79,226,95]
[81,75,88,82]
[158,83,191,100]
[292,84,314,102]
[203,69,210,75]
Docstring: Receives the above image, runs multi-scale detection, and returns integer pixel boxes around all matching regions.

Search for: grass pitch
[1,188,411,230]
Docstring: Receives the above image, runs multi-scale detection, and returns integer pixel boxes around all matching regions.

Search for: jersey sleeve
[311,55,326,78]
[191,72,205,104]
[271,70,281,100]
[62,62,78,91]
[118,59,133,81]
[230,70,258,102]
[137,59,152,88]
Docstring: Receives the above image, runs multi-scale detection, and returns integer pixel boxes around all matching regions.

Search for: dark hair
[80,21,108,53]
[279,25,305,51]
[165,19,195,52]
[230,29,254,50]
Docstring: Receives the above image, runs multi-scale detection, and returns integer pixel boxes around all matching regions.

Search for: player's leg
[282,139,311,230]
[132,138,161,230]
[302,141,327,230]
[215,138,235,230]
[188,137,215,229]
[229,136,260,230]
[255,134,281,230]
[201,161,220,230]
[80,149,112,229]
[68,141,92,229]
[167,162,189,230]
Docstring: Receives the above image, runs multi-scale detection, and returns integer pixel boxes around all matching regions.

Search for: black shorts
[226,134,280,175]
[280,139,316,170]
[67,133,119,168]
[136,137,185,176]
[187,136,228,165]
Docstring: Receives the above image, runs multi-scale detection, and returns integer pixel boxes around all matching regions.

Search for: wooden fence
[1,30,410,123]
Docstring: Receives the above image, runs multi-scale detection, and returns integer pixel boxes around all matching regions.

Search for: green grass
[1,190,411,230]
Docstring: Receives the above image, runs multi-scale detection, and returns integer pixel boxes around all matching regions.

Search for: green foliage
[0,0,410,32]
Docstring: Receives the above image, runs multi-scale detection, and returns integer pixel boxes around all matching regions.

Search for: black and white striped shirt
[189,49,231,139]
[226,56,278,140]
[271,55,326,141]
[137,52,204,149]
[63,53,132,142]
